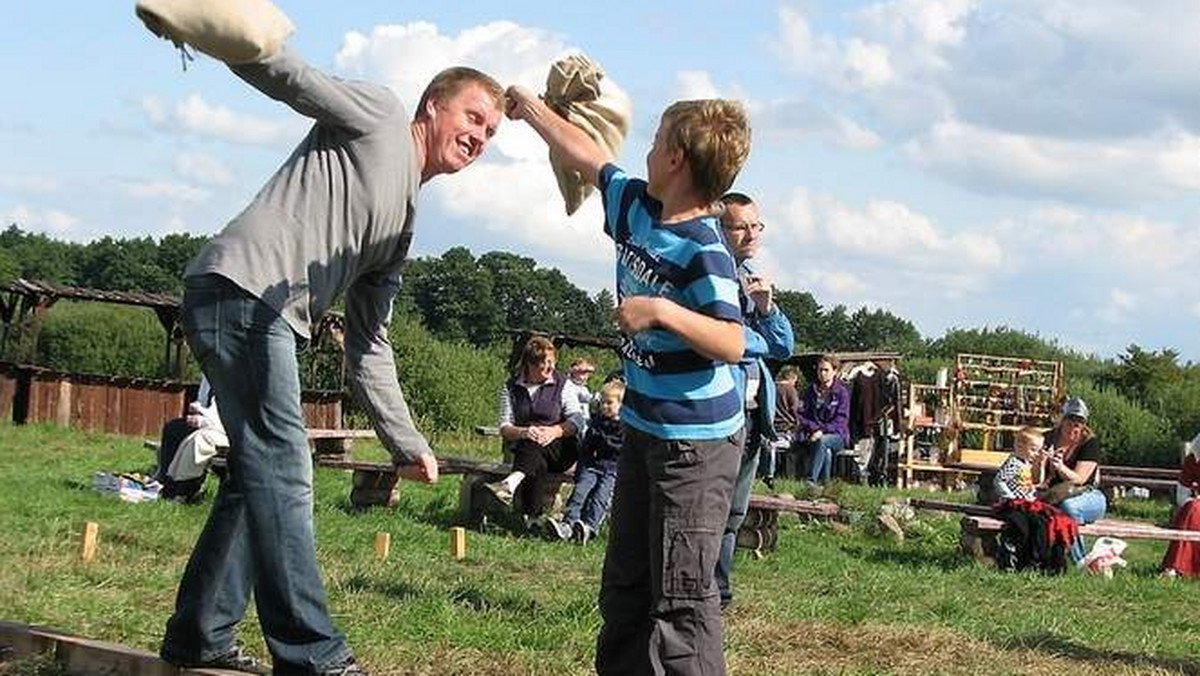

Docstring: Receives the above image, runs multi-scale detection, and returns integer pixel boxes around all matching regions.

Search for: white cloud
[674,70,721,100]
[173,152,234,186]
[1191,302,1200,320]
[3,204,79,235]
[0,173,58,194]
[768,2,1200,204]
[1098,288,1136,324]
[771,7,895,92]
[428,160,611,265]
[120,180,209,203]
[141,94,306,146]
[823,197,1003,269]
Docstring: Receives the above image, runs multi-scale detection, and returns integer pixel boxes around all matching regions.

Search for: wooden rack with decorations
[896,383,959,488]
[951,353,1064,468]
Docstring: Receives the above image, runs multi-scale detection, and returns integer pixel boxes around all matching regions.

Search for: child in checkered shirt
[994,426,1045,501]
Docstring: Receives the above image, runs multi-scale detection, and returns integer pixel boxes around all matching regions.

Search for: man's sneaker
[482,479,514,507]
[319,657,368,675]
[168,645,269,674]
[572,521,595,545]
[545,517,572,541]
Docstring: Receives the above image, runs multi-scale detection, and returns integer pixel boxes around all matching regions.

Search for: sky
[3,1,1198,361]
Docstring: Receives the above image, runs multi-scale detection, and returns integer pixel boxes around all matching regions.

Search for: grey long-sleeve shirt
[185,46,431,463]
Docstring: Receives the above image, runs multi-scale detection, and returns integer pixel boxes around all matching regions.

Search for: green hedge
[33,302,169,378]
[1068,379,1178,467]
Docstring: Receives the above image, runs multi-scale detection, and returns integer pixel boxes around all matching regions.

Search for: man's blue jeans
[1059,488,1107,563]
[161,274,350,672]
[716,417,761,608]
[565,463,617,530]
[802,433,844,483]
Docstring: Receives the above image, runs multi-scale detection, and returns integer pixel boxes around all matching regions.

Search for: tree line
[2,223,1198,462]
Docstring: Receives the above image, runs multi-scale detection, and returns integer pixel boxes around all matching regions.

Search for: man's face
[424,82,502,177]
[721,201,763,261]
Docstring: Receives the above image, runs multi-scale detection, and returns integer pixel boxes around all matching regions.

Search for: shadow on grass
[840,542,974,573]
[449,583,537,615]
[342,573,422,602]
[1003,632,1200,675]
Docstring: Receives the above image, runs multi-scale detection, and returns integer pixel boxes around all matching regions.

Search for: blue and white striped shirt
[600,163,744,440]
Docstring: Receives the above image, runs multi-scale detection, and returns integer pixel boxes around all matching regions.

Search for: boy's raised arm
[506,85,612,186]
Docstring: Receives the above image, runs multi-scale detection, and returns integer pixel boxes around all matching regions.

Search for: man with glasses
[715,192,794,610]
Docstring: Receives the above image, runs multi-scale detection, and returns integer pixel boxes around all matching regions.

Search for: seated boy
[506,87,749,674]
[550,380,626,544]
[993,426,1045,502]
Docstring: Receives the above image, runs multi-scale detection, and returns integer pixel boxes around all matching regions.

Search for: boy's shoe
[572,521,595,545]
[482,479,514,507]
[167,645,269,674]
[545,517,572,541]
[763,476,776,491]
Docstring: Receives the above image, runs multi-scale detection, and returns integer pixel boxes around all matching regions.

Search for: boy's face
[599,393,622,419]
[1015,437,1043,459]
[646,120,681,199]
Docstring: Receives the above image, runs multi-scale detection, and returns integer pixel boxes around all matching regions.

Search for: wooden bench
[910,497,1200,560]
[736,494,839,557]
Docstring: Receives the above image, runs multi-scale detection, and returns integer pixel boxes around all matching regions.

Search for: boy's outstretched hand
[505,85,539,121]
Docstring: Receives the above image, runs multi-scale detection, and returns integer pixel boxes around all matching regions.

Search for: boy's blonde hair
[660,99,751,202]
[599,380,626,400]
[1015,426,1045,452]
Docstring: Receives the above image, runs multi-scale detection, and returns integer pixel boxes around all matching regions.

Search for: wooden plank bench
[910,497,1200,561]
[736,494,840,557]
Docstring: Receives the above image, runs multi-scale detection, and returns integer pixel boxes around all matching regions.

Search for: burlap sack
[135,0,294,64]
[543,53,632,215]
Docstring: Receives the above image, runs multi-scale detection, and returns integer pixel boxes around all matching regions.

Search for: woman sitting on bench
[794,355,850,485]
[487,336,583,534]
[1039,397,1105,562]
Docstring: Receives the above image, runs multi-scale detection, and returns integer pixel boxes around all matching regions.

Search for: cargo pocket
[662,518,718,600]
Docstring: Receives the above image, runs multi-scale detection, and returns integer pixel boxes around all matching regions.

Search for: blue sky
[3,1,1198,361]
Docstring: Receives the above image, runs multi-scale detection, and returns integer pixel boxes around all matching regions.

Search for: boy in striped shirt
[506,86,750,675]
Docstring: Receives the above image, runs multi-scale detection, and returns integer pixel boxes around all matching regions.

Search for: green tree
[775,289,821,350]
[846,307,923,353]
[0,224,78,284]
[403,246,500,345]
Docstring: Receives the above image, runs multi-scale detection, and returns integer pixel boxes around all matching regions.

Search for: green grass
[1,422,1199,675]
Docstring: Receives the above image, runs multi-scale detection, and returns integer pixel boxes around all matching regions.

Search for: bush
[33,302,169,378]
[382,311,508,433]
[1067,379,1177,467]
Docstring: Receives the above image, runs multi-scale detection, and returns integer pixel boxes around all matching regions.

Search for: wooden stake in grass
[450,526,466,560]
[80,522,99,562]
[374,532,391,560]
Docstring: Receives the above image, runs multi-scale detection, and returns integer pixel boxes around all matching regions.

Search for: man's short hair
[720,192,754,207]
[416,67,505,120]
[660,99,751,203]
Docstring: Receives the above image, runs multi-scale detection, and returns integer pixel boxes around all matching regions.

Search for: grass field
[1,422,1198,675]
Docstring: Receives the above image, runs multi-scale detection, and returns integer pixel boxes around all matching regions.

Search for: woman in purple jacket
[795,355,850,484]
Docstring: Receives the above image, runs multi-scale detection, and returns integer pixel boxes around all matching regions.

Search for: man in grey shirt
[158,43,504,675]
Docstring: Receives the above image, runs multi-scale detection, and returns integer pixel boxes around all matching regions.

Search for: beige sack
[543,53,632,215]
[135,0,295,64]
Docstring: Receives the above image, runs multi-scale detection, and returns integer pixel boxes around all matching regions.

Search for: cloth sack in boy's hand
[135,0,294,64]
[542,52,632,215]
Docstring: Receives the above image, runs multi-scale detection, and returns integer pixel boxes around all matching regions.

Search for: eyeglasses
[723,221,766,234]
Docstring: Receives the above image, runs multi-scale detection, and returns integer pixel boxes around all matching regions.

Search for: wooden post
[374,532,390,560]
[450,526,466,560]
[80,522,98,562]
